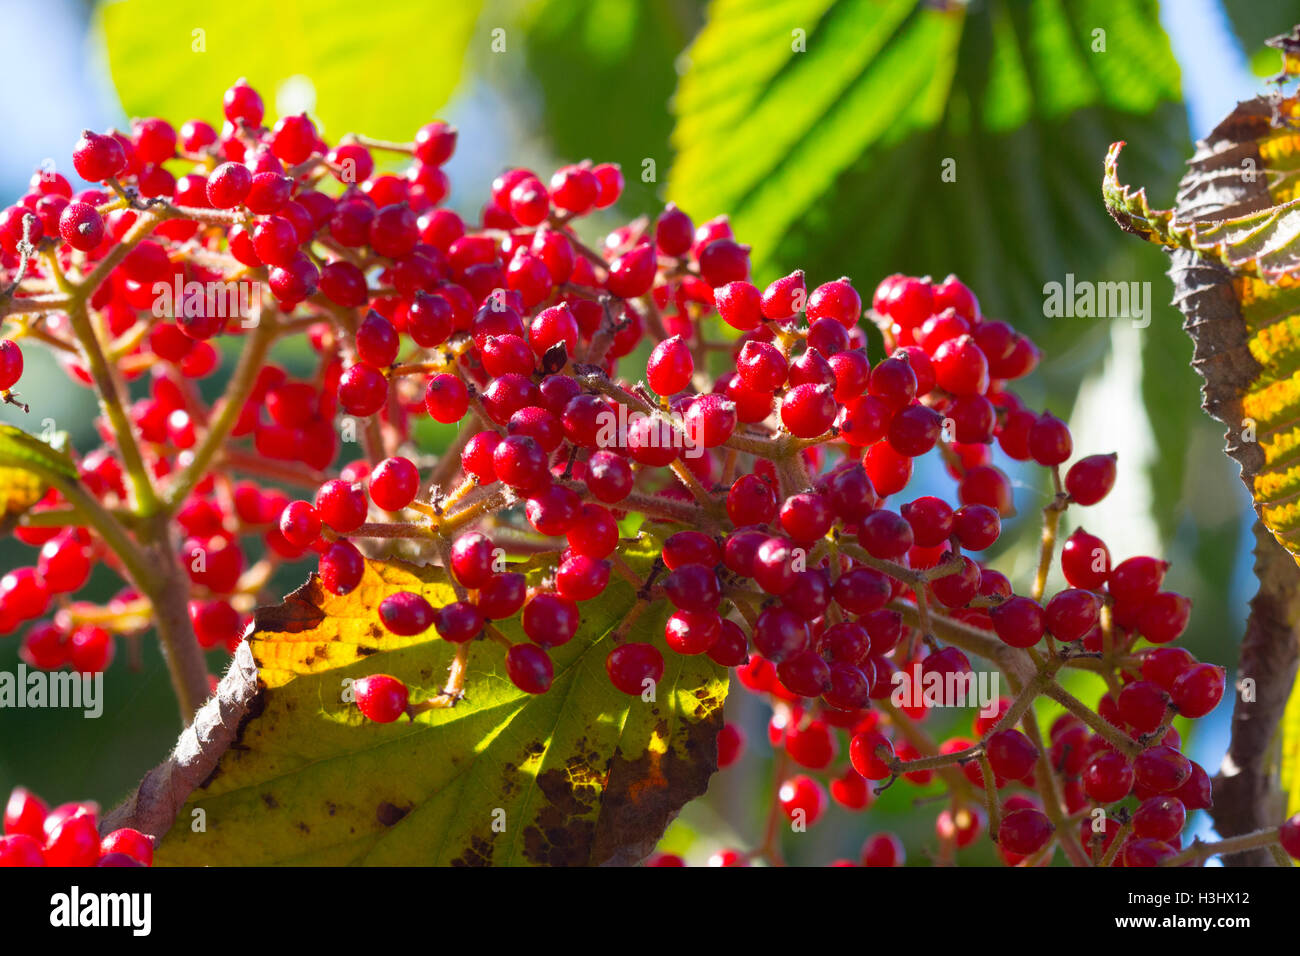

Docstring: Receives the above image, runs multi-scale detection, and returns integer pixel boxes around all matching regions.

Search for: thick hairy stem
[1164,824,1283,866]
[1212,522,1300,863]
[140,512,212,723]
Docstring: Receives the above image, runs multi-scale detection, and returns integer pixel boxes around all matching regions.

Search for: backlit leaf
[143,541,726,866]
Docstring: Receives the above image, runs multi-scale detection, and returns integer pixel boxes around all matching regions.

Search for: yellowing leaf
[146,545,727,866]
[1103,96,1300,564]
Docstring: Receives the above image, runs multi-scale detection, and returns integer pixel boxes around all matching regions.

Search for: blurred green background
[0,0,1292,864]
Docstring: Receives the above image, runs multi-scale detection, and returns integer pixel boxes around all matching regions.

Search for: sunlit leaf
[141,541,726,866]
[98,0,480,142]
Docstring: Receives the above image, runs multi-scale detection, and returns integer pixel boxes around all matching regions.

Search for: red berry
[1137,592,1191,644]
[100,828,153,866]
[715,281,763,331]
[354,674,409,722]
[647,335,694,396]
[0,339,23,391]
[1061,528,1111,589]
[1044,588,1100,642]
[931,335,989,396]
[4,787,48,840]
[861,832,904,866]
[1134,745,1191,793]
[1133,795,1186,842]
[58,201,103,251]
[505,643,553,694]
[72,130,126,182]
[849,731,894,780]
[986,730,1038,780]
[777,774,827,825]
[1065,453,1117,505]
[717,722,745,768]
[0,834,45,867]
[606,642,664,695]
[1028,412,1072,467]
[1280,813,1300,859]
[338,363,389,416]
[1108,556,1168,604]
[1082,750,1133,803]
[1171,663,1224,718]
[319,540,365,595]
[44,811,101,866]
[377,592,434,636]
[664,609,722,655]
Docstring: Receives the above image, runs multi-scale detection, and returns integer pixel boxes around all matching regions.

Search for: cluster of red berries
[0,786,153,867]
[0,79,1286,868]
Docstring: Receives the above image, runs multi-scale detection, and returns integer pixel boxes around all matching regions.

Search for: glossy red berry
[0,339,23,391]
[72,130,126,182]
[1028,411,1072,467]
[1171,663,1225,718]
[100,828,154,866]
[354,674,409,723]
[777,774,827,825]
[860,832,904,867]
[506,643,554,694]
[1044,588,1100,642]
[1065,453,1117,505]
[1280,813,1300,859]
[931,335,989,396]
[315,479,368,533]
[1061,528,1111,589]
[338,363,388,416]
[849,731,894,780]
[1133,795,1186,843]
[606,642,664,695]
[319,540,365,595]
[4,787,48,840]
[647,336,694,396]
[377,592,434,636]
[1082,750,1134,804]
[45,811,101,866]
[58,201,103,251]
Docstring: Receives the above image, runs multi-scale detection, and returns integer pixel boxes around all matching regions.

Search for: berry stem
[879,698,975,801]
[1162,825,1283,866]
[1099,821,1132,867]
[1030,474,1068,605]
[64,296,161,516]
[1041,680,1142,758]
[164,307,281,511]
[978,751,1001,843]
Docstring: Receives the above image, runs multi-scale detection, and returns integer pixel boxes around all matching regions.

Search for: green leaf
[144,542,726,866]
[0,423,76,484]
[0,425,76,521]
[516,0,704,216]
[97,0,480,142]
[669,0,1188,326]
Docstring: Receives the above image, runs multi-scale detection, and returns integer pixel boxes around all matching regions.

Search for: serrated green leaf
[153,543,727,866]
[97,0,480,142]
[669,0,1187,329]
